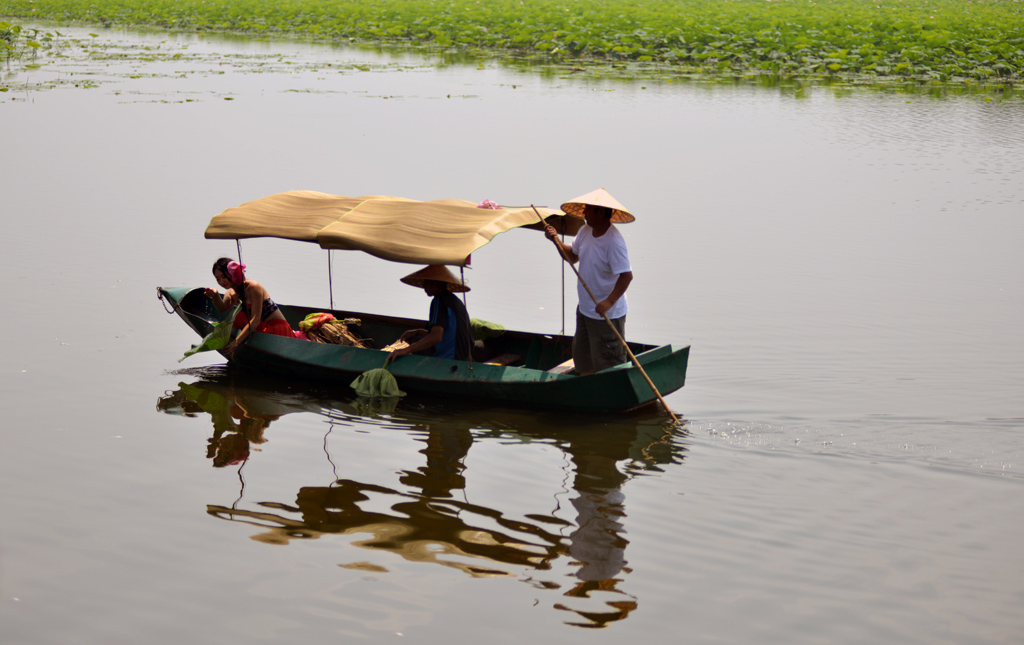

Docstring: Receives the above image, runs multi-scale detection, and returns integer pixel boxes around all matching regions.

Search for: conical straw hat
[400,265,470,293]
[560,188,635,223]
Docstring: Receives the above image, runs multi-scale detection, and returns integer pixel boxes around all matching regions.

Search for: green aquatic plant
[1,0,1022,87]
[1,19,63,71]
[2,21,26,65]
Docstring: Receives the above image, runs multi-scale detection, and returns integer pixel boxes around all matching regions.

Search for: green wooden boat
[157,191,689,413]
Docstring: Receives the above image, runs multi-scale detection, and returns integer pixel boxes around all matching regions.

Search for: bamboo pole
[533,206,679,423]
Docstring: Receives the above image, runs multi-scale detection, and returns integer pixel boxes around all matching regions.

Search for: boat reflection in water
[156,367,687,628]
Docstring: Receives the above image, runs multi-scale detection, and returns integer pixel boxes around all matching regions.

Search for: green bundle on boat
[350,361,406,398]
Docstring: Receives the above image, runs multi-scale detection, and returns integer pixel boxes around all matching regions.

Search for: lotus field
[2,0,1022,87]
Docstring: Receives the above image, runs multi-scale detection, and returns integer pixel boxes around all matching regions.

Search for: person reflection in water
[208,415,270,468]
[399,427,474,498]
[558,429,638,626]
[156,380,274,467]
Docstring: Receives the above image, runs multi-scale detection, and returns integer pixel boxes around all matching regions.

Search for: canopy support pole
[459,266,473,371]
[235,240,243,265]
[560,232,566,336]
[328,250,334,310]
[459,267,467,309]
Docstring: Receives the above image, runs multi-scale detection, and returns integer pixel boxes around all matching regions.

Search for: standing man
[544,188,634,375]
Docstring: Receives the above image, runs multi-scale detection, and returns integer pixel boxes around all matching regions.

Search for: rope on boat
[157,287,177,314]
[157,288,207,324]
[157,287,223,328]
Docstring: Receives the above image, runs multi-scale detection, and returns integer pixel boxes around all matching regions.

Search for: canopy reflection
[156,368,688,628]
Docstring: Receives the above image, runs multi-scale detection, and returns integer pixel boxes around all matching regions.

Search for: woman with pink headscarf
[204,257,293,356]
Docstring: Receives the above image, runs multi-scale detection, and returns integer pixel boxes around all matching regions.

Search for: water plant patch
[2,0,1022,92]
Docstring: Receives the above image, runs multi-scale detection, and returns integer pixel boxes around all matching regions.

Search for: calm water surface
[2,25,1023,643]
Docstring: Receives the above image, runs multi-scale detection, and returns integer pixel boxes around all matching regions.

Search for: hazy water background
[2,25,1023,643]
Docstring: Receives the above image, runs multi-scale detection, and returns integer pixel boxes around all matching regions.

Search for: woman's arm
[225,283,264,356]
[204,287,238,313]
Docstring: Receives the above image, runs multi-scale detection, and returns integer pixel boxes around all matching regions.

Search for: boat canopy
[205,191,574,266]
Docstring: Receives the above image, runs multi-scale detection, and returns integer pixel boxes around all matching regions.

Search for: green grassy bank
[2,0,1022,86]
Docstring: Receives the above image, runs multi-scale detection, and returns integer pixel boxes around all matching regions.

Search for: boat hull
[158,286,688,413]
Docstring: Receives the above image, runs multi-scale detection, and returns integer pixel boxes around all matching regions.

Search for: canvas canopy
[205,191,569,266]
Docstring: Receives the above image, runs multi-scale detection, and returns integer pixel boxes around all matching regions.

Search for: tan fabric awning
[205,191,565,266]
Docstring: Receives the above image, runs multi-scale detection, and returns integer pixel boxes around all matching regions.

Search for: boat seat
[547,358,575,374]
[485,353,522,367]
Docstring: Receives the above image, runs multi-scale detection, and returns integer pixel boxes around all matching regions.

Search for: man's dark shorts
[573,308,627,374]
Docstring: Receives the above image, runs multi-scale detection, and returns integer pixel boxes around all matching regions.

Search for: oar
[533,205,679,424]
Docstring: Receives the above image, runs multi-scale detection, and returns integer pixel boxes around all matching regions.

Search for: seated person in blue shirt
[388,265,473,362]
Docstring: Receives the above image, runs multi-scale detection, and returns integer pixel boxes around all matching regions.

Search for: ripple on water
[625,440,1024,643]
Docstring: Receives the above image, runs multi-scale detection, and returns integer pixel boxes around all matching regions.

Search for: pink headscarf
[227,261,246,285]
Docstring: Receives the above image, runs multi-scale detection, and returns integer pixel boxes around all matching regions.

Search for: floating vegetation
[2,20,56,67]
[2,0,1022,95]
[0,27,448,100]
